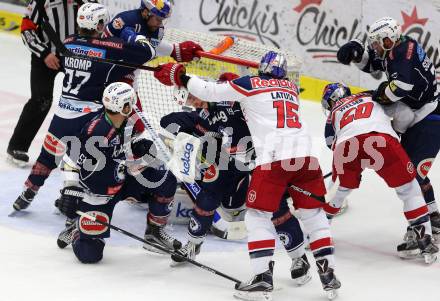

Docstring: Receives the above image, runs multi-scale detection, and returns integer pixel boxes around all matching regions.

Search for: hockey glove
[55,186,84,219]
[337,39,364,65]
[131,138,156,159]
[120,27,138,44]
[172,41,204,62]
[154,63,186,87]
[372,81,393,105]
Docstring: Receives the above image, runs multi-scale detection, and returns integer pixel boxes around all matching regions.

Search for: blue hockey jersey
[359,36,439,113]
[61,34,155,103]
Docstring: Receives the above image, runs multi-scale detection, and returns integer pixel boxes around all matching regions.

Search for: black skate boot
[170,240,202,266]
[397,227,421,259]
[7,148,29,167]
[57,219,78,249]
[290,254,311,286]
[234,261,274,301]
[143,222,182,254]
[13,188,36,211]
[429,211,440,243]
[413,225,439,264]
[316,258,341,300]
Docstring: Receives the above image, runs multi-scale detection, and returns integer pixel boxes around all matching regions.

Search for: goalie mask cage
[136,28,302,134]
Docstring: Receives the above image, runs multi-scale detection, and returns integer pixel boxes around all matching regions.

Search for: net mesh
[136,28,302,133]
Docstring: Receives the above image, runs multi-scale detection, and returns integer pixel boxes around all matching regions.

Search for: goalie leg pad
[73,238,105,264]
[297,208,335,267]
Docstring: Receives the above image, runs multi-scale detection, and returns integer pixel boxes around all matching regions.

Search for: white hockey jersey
[187,74,312,165]
[330,93,399,145]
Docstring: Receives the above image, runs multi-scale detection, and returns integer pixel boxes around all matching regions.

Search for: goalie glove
[154,63,186,87]
[337,39,364,65]
[55,186,84,219]
[171,41,204,62]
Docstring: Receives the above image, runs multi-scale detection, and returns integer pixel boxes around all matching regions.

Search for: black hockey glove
[337,40,364,65]
[55,186,84,219]
[372,81,393,105]
[131,138,156,159]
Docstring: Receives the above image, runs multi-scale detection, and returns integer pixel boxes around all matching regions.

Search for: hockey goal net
[136,28,302,133]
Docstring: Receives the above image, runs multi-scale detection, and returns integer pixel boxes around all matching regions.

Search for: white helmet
[77,3,109,32]
[102,82,136,116]
[368,17,401,51]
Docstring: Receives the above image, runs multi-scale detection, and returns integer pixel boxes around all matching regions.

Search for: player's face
[146,14,166,32]
[370,41,385,57]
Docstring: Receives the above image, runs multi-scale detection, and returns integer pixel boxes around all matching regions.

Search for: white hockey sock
[298,208,335,268]
[245,208,276,275]
[396,179,432,235]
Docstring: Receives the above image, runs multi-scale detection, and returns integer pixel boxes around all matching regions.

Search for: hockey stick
[75,210,242,284]
[324,171,332,179]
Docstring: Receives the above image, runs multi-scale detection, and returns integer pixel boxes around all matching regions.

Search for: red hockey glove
[154,63,186,87]
[172,41,204,62]
[218,72,239,82]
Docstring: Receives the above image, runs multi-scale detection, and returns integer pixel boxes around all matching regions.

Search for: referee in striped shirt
[7,0,97,166]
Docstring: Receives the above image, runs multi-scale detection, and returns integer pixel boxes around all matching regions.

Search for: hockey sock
[420,178,438,213]
[297,208,335,268]
[396,179,432,235]
[187,205,215,243]
[272,210,305,259]
[246,208,276,275]
[147,195,174,226]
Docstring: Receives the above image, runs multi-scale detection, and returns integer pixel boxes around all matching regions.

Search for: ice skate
[429,212,440,243]
[143,222,182,254]
[316,258,341,300]
[12,188,36,211]
[7,149,29,168]
[234,261,274,301]
[413,225,439,264]
[290,254,311,286]
[170,240,202,266]
[57,219,78,249]
[397,227,421,259]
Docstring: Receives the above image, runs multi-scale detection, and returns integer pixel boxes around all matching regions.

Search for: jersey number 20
[339,102,374,129]
[273,100,301,129]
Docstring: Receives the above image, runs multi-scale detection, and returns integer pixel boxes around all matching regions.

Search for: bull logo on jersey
[79,211,109,236]
[114,161,126,183]
[248,190,257,203]
[417,158,433,179]
[407,161,415,174]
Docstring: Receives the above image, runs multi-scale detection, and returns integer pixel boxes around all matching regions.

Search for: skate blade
[423,253,437,265]
[325,289,338,300]
[292,273,312,286]
[142,243,168,255]
[398,250,421,260]
[6,155,29,168]
[170,259,188,267]
[233,290,272,301]
[8,210,30,217]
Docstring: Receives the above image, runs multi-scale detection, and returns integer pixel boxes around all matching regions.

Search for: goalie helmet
[140,0,172,19]
[258,51,288,79]
[77,3,109,32]
[102,82,137,116]
[321,82,351,111]
[368,17,401,51]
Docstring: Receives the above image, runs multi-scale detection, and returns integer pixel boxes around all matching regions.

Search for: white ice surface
[0,32,439,301]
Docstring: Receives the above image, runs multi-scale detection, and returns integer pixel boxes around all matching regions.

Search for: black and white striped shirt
[21,0,97,59]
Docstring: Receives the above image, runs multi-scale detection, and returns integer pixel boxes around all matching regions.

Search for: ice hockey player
[103,0,204,87]
[55,82,180,262]
[321,83,438,264]
[336,17,440,243]
[13,3,154,211]
[160,72,317,287]
[153,51,341,300]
